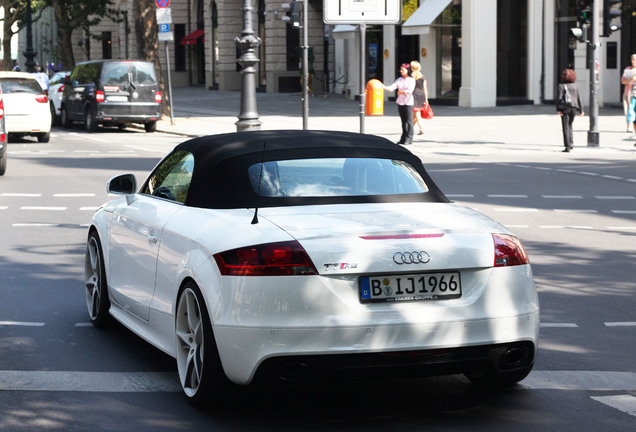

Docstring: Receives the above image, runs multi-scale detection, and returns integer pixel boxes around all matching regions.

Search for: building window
[175,24,186,72]
[102,32,112,59]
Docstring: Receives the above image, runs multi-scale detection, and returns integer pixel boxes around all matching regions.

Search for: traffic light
[282,1,300,28]
[602,0,622,36]
[570,26,588,43]
[577,0,592,27]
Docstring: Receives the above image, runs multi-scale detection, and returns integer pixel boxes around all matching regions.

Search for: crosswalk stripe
[590,395,636,418]
[0,371,181,392]
[523,371,636,391]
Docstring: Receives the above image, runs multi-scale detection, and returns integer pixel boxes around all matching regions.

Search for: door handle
[148,234,158,244]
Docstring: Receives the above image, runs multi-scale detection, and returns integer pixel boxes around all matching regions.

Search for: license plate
[359,271,461,303]
[107,95,128,102]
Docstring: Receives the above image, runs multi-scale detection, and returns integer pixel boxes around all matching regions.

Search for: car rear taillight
[35,94,48,103]
[96,91,105,102]
[493,234,529,267]
[0,94,4,119]
[214,240,318,276]
[155,91,162,103]
[57,85,65,93]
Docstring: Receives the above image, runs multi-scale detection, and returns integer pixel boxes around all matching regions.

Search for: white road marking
[540,323,578,328]
[0,321,45,327]
[487,194,529,198]
[80,206,100,211]
[494,208,539,212]
[601,175,624,180]
[0,206,7,210]
[591,395,636,418]
[69,133,109,143]
[612,210,636,214]
[523,371,636,391]
[604,322,636,327]
[540,225,594,229]
[1,193,42,197]
[0,371,181,392]
[20,206,67,211]
[596,196,635,200]
[12,223,57,227]
[553,209,598,213]
[542,195,582,199]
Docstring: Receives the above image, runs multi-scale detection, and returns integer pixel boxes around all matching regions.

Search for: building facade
[8,0,636,108]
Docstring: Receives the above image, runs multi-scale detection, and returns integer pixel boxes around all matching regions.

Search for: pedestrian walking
[410,60,429,136]
[621,54,636,132]
[382,63,415,145]
[556,68,584,153]
[32,65,50,94]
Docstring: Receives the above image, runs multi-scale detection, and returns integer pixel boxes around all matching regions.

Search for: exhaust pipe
[276,362,311,381]
[501,346,526,368]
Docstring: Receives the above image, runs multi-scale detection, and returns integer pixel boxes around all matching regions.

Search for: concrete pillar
[459,0,497,107]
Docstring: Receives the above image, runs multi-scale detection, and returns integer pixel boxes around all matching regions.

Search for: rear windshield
[0,78,42,94]
[102,62,157,86]
[248,158,429,197]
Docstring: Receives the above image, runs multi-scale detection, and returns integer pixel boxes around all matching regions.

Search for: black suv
[61,60,161,132]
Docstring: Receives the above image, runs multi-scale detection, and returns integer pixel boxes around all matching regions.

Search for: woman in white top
[382,63,416,145]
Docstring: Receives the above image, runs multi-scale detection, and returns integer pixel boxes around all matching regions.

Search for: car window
[131,63,157,86]
[0,78,42,94]
[248,158,429,197]
[142,151,194,203]
[102,63,130,86]
[72,63,100,85]
[49,73,69,86]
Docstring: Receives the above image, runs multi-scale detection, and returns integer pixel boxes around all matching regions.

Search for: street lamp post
[24,0,37,72]
[235,0,262,132]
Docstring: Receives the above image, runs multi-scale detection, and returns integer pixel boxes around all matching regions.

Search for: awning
[402,0,452,35]
[180,29,204,45]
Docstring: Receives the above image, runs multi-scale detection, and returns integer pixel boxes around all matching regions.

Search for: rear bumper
[96,102,160,123]
[213,311,540,386]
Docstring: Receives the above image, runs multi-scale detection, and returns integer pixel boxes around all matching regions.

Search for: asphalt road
[0,126,634,431]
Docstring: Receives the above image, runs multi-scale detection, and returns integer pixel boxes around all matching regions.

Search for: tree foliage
[134,0,169,117]
[42,0,122,69]
[0,0,46,70]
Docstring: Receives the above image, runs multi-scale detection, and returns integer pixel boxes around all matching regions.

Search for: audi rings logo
[393,251,431,265]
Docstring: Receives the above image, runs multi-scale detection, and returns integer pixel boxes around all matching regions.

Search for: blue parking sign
[159,23,170,33]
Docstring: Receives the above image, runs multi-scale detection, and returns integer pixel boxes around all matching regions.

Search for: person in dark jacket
[556,68,584,152]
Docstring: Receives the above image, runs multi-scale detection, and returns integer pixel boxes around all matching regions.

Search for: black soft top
[152,130,449,209]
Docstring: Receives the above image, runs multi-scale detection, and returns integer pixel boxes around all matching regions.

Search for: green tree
[0,0,46,71]
[43,0,121,69]
[134,0,169,117]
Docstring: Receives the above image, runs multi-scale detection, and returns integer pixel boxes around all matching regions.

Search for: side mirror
[107,173,137,195]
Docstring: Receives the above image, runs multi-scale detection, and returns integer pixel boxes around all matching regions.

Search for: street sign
[323,0,401,24]
[156,0,170,8]
[156,7,172,24]
[158,23,174,42]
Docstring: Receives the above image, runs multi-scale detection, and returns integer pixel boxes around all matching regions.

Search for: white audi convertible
[85,130,539,405]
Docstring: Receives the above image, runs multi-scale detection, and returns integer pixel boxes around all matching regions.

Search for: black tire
[0,155,6,176]
[37,131,50,143]
[84,231,111,327]
[50,103,60,126]
[61,106,72,128]
[85,108,98,132]
[117,123,127,130]
[175,281,239,406]
[465,366,533,388]
[144,121,157,133]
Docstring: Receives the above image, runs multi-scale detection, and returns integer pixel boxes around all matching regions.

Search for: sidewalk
[155,86,636,157]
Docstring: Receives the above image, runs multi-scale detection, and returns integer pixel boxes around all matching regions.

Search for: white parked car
[48,71,70,126]
[0,72,51,142]
[85,131,540,406]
